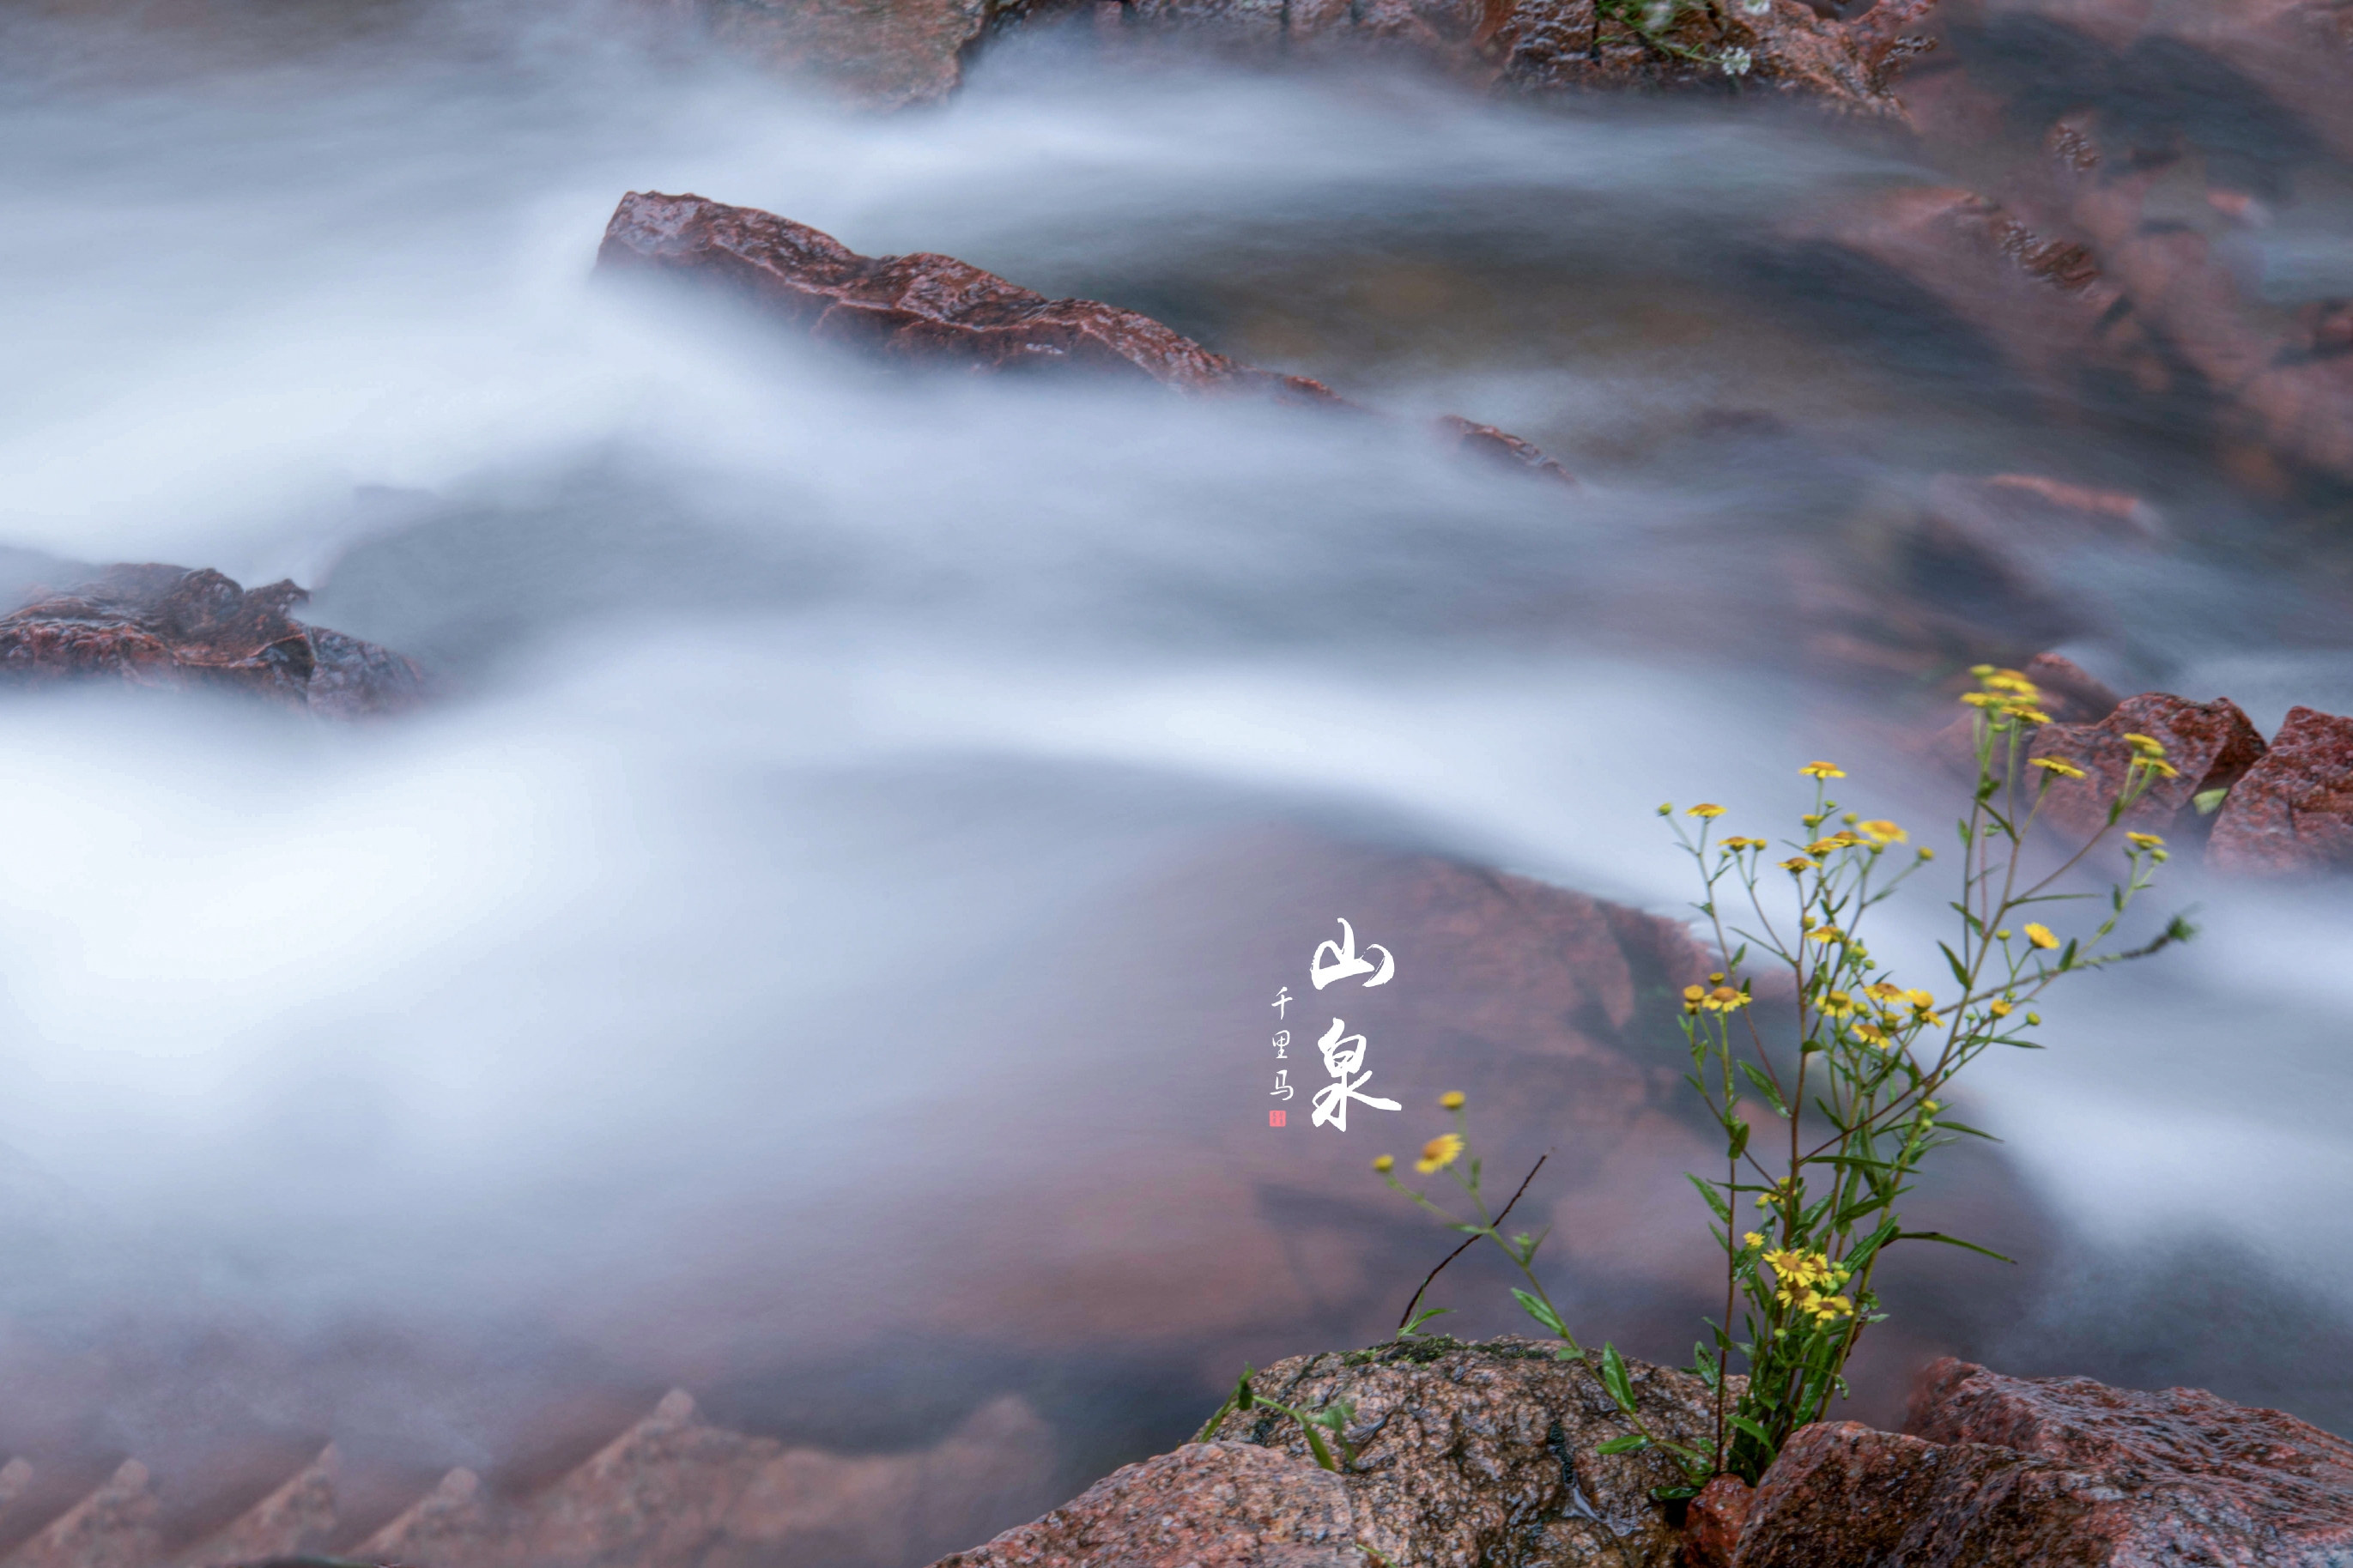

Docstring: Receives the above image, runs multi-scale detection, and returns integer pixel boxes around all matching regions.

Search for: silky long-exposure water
[3,0,2352,1556]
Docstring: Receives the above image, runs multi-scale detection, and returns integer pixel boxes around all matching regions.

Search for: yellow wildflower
[1808,926,1845,944]
[1856,819,1907,845]
[1701,985,1750,1013]
[1374,1153,1395,1172]
[1853,1021,1889,1046]
[1721,835,1768,851]
[2126,831,2166,850]
[1989,999,2013,1018]
[2024,923,2059,950]
[2121,733,2166,756]
[1416,1134,1465,1174]
[1683,984,1707,1013]
[2014,707,2053,724]
[1799,761,1846,779]
[2137,758,2181,778]
[1440,1090,1465,1110]
[1820,990,1856,1018]
[2029,757,2088,779]
[1743,1232,1765,1249]
[1780,857,1815,873]
[1687,803,1725,819]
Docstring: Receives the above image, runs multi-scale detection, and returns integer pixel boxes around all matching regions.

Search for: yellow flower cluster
[1960,666,2053,726]
[1761,1247,1855,1324]
[1416,1133,1465,1174]
[2122,732,2180,779]
[1683,984,1752,1014]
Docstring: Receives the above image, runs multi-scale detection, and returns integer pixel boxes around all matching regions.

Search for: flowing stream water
[3,0,2352,1551]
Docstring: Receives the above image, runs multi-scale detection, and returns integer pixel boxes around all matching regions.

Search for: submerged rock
[937,1337,1727,1568]
[2207,705,2353,877]
[597,191,1573,476]
[0,564,423,719]
[597,191,1345,405]
[1727,1358,2353,1566]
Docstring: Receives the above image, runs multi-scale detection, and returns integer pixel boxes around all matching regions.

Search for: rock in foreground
[0,564,422,718]
[941,1337,1726,1568]
[1722,1358,2353,1566]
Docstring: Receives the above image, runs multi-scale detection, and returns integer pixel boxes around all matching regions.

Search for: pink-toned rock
[1728,1361,2353,1565]
[598,191,1345,404]
[1728,1420,2113,1567]
[5,1462,158,1568]
[1679,1474,1751,1568]
[1484,0,1934,117]
[180,1446,340,1565]
[2207,707,2353,877]
[0,565,423,719]
[597,191,1573,478]
[2024,692,2266,839]
[1908,1357,2353,1486]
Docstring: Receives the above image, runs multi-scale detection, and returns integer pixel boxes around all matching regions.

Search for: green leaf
[1595,1434,1650,1456]
[1401,1306,1456,1336]
[1727,1120,1751,1160]
[1728,1413,1775,1449]
[1938,941,1972,989]
[1687,1171,1734,1222]
[1894,1230,2017,1263]
[1739,1062,1790,1117]
[1600,1343,1637,1412]
[1512,1288,1568,1337]
[1930,1119,2001,1141]
[2194,787,2229,815]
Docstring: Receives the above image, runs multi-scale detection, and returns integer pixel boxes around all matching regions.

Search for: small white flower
[1643,0,1673,29]
[1720,45,1755,73]
[1740,0,1769,14]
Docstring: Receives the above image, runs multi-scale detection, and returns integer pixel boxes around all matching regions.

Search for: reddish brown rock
[598,191,1345,404]
[1729,1420,2111,1567]
[1729,1362,2353,1565]
[1490,0,1933,118]
[2207,707,2353,877]
[597,192,1572,477]
[1908,1357,2353,1492]
[2024,691,2266,839]
[1679,1474,1751,1568]
[0,565,423,719]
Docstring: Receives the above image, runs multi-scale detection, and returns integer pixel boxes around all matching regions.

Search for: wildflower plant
[1365,663,2192,1494]
[1647,664,2192,1485]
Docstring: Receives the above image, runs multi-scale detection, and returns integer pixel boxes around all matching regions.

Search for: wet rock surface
[0,565,423,719]
[1725,1358,2353,1566]
[597,191,1571,474]
[2208,706,2353,877]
